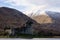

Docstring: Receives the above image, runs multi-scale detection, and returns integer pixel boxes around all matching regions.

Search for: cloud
[24,5,47,15]
[27,0,47,5]
[45,7,60,12]
[4,0,29,6]
[27,0,60,13]
[27,0,60,7]
[1,0,60,15]
[3,0,47,14]
[46,0,60,7]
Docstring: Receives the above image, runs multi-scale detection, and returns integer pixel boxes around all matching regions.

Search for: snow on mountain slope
[31,10,60,24]
[46,11,60,22]
[27,10,60,19]
[32,11,60,35]
[28,11,49,17]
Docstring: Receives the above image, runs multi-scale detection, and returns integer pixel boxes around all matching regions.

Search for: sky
[0,0,60,15]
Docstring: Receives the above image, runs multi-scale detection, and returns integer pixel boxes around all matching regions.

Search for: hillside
[32,11,60,35]
[0,7,60,37]
[0,7,38,36]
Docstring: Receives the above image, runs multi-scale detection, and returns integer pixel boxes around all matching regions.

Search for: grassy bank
[0,34,60,38]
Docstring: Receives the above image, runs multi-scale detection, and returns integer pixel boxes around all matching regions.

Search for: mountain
[0,7,60,36]
[0,7,39,35]
[0,7,27,28]
[32,11,60,35]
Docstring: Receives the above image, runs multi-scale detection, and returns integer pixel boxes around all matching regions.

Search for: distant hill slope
[32,11,60,35]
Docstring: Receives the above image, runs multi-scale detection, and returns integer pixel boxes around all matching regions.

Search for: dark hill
[0,7,34,28]
[0,7,38,35]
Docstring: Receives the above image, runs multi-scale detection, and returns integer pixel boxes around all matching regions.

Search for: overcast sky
[0,0,60,15]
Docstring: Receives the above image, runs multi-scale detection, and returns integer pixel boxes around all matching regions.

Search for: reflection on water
[0,38,60,40]
[33,38,60,40]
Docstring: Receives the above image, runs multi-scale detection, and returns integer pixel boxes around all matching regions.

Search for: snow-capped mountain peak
[28,10,48,17]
